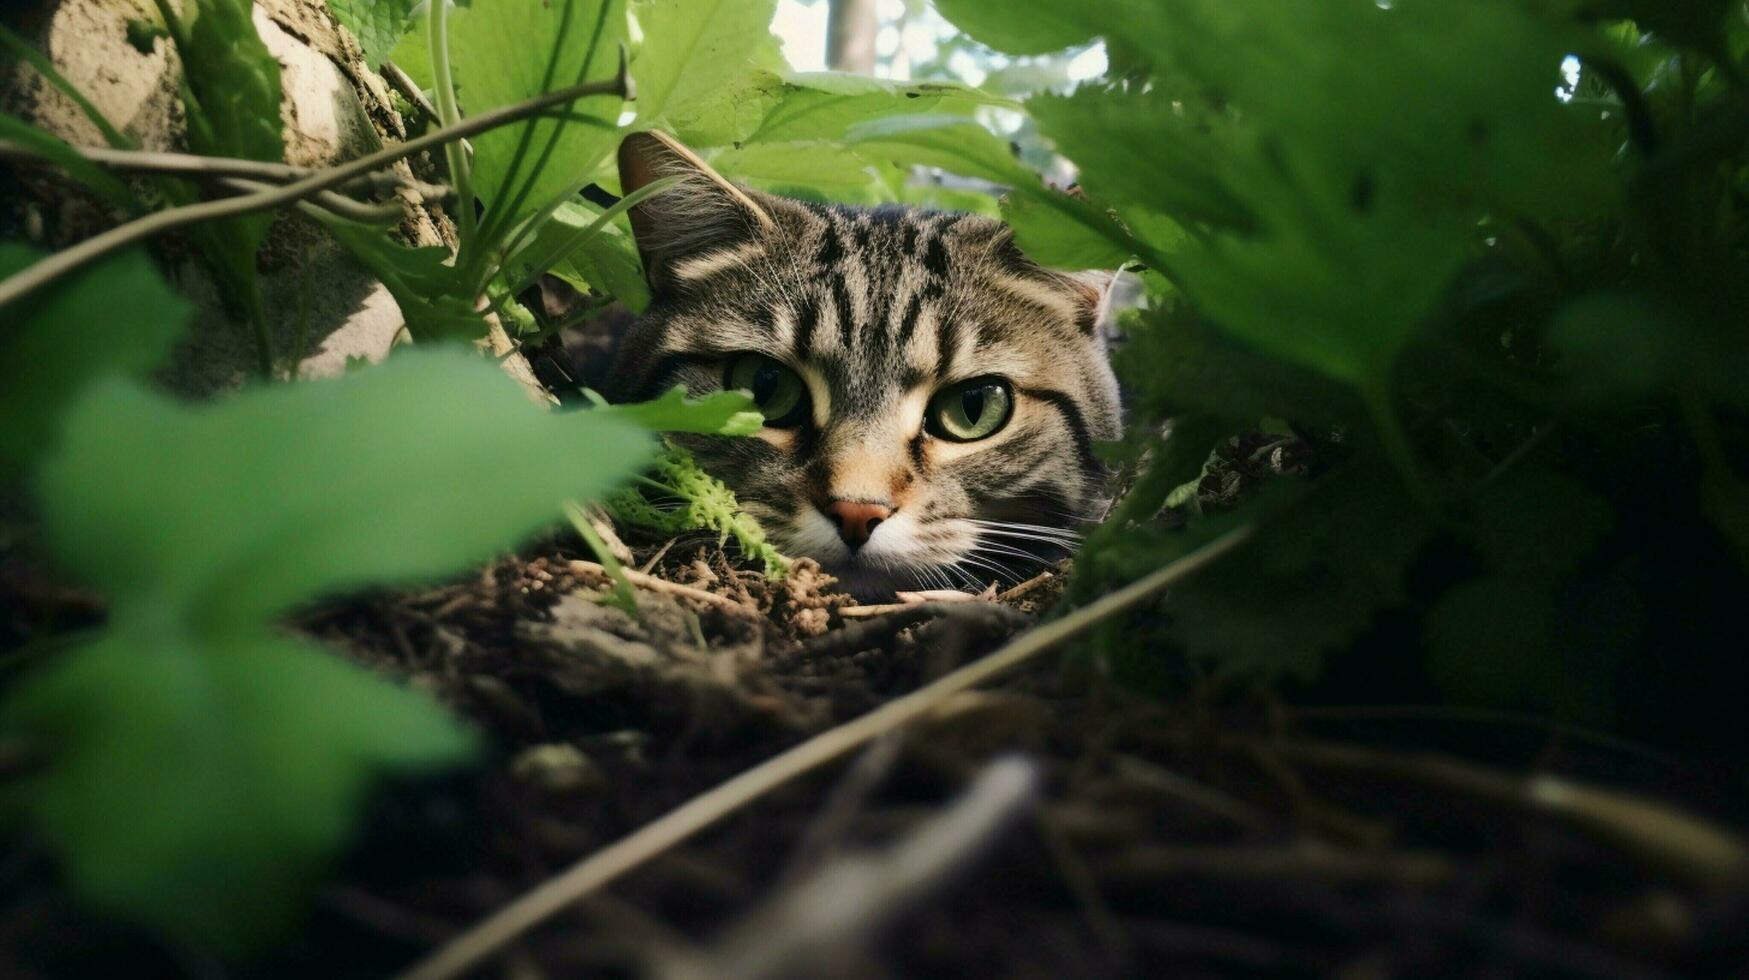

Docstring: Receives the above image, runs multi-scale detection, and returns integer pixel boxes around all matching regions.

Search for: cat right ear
[617,131,775,290]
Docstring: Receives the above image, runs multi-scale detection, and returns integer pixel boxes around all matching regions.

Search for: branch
[0,140,450,201]
[657,757,1039,980]
[393,523,1255,980]
[0,46,632,310]
[225,178,404,225]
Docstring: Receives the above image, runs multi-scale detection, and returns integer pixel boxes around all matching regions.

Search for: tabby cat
[608,132,1121,599]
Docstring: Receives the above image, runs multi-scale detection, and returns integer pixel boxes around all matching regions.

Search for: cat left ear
[617,131,776,289]
[989,227,1115,336]
[1064,270,1118,337]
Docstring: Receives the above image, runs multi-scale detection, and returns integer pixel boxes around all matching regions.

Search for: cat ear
[617,131,776,289]
[988,226,1117,336]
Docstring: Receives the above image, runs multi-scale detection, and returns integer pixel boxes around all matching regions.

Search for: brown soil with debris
[3,455,1747,978]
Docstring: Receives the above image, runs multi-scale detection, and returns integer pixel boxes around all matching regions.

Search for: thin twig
[0,140,451,200]
[393,523,1254,980]
[658,757,1040,980]
[567,559,750,615]
[0,48,631,310]
[227,178,403,224]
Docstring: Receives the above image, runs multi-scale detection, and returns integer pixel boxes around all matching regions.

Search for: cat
[607,132,1121,599]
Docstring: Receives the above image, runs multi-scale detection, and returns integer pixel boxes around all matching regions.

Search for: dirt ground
[2,436,1747,979]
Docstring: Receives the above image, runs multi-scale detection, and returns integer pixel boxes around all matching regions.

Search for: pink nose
[823,500,892,548]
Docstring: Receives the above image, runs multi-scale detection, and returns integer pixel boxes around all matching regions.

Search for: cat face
[608,133,1121,598]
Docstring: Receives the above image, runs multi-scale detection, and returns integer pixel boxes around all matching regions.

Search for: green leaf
[665,65,787,147]
[842,115,1034,186]
[630,0,778,125]
[930,0,1098,54]
[0,627,473,949]
[1027,87,1260,233]
[529,200,652,312]
[35,349,654,629]
[744,72,1017,144]
[1155,463,1432,679]
[708,140,879,191]
[0,112,139,210]
[1001,191,1137,270]
[323,0,418,67]
[312,213,486,341]
[449,0,628,222]
[0,244,189,468]
[587,386,762,435]
[161,0,287,332]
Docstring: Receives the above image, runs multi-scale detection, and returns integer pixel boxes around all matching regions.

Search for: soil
[3,439,1745,980]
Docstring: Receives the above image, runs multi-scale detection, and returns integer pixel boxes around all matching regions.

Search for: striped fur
[610,133,1121,598]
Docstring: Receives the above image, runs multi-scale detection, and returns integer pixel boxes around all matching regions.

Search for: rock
[1,0,541,397]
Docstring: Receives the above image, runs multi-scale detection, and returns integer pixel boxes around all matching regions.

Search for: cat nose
[823,499,892,549]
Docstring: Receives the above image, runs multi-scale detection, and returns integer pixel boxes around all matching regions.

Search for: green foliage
[2,350,656,945]
[323,0,419,67]
[631,0,779,126]
[607,445,791,578]
[931,0,1749,696]
[153,0,285,335]
[587,386,765,436]
[313,213,490,341]
[0,246,188,468]
[449,0,628,224]
[0,631,472,951]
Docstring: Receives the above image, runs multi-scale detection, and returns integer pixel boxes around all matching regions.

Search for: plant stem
[392,523,1254,980]
[0,140,451,199]
[427,0,475,246]
[0,57,632,312]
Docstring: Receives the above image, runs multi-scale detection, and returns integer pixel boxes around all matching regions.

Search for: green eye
[724,353,809,428]
[926,377,1014,442]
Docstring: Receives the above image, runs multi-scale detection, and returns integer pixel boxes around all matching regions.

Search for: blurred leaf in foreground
[3,349,658,947]
[0,630,473,950]
[0,245,189,468]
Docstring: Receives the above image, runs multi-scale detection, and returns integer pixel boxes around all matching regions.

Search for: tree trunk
[825,0,878,74]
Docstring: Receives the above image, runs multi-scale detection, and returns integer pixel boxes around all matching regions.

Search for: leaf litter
[10,428,1742,977]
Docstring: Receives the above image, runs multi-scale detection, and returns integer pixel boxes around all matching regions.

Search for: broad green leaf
[35,349,653,629]
[930,0,1098,54]
[1168,153,1470,390]
[745,72,1017,144]
[0,113,138,210]
[587,386,761,435]
[0,245,189,468]
[505,200,651,312]
[0,627,473,949]
[1136,0,1614,219]
[1001,193,1132,270]
[708,141,878,190]
[563,222,650,312]
[630,0,778,125]
[664,58,787,148]
[313,214,486,341]
[449,0,628,221]
[1027,87,1260,233]
[323,0,418,67]
[843,115,1034,187]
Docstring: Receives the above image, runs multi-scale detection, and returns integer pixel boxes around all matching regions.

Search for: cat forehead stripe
[671,242,768,283]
